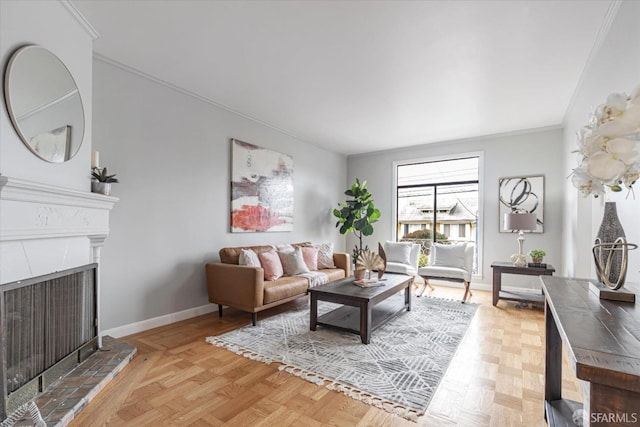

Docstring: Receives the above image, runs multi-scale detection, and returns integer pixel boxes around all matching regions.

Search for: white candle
[91,150,99,169]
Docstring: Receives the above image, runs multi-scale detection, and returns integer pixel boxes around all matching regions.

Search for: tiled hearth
[29,337,136,426]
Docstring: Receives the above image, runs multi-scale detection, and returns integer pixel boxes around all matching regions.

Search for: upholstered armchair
[381,241,421,276]
[418,242,474,303]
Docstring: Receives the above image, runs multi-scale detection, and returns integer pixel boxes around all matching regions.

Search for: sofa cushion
[258,249,284,281]
[315,242,336,269]
[239,249,261,268]
[321,268,347,282]
[263,276,309,304]
[301,246,319,271]
[278,247,310,275]
[220,245,273,264]
[275,243,294,253]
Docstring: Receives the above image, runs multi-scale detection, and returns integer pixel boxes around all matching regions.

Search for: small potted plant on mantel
[528,249,546,264]
[91,167,119,196]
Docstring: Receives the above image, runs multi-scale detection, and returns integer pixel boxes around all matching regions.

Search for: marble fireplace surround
[0,176,117,287]
[0,176,133,425]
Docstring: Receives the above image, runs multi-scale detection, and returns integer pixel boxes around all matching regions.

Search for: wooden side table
[491,261,555,306]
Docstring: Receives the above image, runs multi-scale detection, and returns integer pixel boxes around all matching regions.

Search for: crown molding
[60,0,99,40]
[348,124,563,159]
[562,0,622,124]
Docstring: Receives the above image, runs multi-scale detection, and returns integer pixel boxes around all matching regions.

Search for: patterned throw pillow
[315,242,336,269]
[238,249,261,268]
[278,247,310,276]
[258,249,284,281]
[300,246,319,271]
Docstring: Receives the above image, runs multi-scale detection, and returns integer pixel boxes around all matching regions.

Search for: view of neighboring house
[397,195,478,243]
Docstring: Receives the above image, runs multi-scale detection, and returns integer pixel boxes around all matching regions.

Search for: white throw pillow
[431,243,466,269]
[384,241,412,265]
[275,243,294,253]
[315,242,336,269]
[278,246,310,275]
[238,249,261,268]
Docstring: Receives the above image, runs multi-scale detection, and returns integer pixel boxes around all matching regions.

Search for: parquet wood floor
[69,286,581,426]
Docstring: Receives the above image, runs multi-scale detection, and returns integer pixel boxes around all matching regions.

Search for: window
[459,224,466,238]
[395,155,480,274]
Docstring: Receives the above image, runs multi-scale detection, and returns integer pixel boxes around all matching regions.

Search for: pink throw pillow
[301,246,319,271]
[258,249,283,281]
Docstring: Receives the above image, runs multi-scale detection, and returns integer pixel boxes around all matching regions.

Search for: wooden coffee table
[309,273,413,344]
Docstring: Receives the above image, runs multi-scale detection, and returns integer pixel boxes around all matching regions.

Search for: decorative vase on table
[594,202,626,286]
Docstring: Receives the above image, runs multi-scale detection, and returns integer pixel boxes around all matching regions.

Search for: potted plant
[333,178,381,269]
[528,249,546,264]
[91,167,119,195]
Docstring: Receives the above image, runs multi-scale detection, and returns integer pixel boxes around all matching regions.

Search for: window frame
[392,151,484,278]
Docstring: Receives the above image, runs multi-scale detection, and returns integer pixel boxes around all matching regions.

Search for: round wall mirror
[4,45,85,163]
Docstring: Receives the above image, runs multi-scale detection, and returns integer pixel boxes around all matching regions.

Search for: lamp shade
[504,212,537,231]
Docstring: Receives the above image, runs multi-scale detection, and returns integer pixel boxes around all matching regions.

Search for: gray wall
[93,59,347,330]
[0,0,94,191]
[562,0,640,282]
[347,128,565,290]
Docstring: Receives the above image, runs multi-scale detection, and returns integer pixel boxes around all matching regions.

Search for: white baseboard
[101,303,217,338]
[102,280,543,339]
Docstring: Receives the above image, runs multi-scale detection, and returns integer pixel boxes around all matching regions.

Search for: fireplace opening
[1,264,98,420]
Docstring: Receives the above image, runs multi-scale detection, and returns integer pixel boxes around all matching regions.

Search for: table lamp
[504,212,537,267]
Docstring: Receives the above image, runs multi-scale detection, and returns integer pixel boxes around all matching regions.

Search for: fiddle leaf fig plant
[91,167,119,183]
[333,178,381,264]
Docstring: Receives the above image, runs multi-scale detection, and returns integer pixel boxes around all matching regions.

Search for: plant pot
[354,269,366,281]
[531,256,543,264]
[91,181,112,196]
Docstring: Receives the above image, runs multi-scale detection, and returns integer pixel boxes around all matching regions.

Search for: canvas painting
[499,175,544,233]
[230,139,294,232]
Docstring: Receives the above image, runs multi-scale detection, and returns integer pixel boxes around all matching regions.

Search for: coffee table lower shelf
[315,297,408,343]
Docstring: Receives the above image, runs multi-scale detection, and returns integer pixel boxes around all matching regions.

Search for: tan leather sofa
[205,243,350,325]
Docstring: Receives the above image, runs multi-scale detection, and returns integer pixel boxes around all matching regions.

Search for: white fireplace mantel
[0,176,118,284]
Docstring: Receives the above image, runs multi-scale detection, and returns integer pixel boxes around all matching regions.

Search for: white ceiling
[74,0,613,156]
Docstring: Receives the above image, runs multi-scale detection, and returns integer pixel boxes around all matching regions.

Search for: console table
[540,276,640,427]
[491,261,555,306]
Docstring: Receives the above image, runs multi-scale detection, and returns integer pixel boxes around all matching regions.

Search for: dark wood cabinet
[540,276,640,427]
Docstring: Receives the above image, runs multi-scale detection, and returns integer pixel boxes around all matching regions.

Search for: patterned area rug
[206,295,478,421]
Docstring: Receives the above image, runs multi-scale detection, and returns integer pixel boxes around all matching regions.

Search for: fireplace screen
[1,264,98,419]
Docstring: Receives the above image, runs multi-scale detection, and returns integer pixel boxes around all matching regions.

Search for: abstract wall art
[230,139,294,232]
[499,175,544,233]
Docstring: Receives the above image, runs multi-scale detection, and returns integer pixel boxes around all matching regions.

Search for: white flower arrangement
[571,85,640,198]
